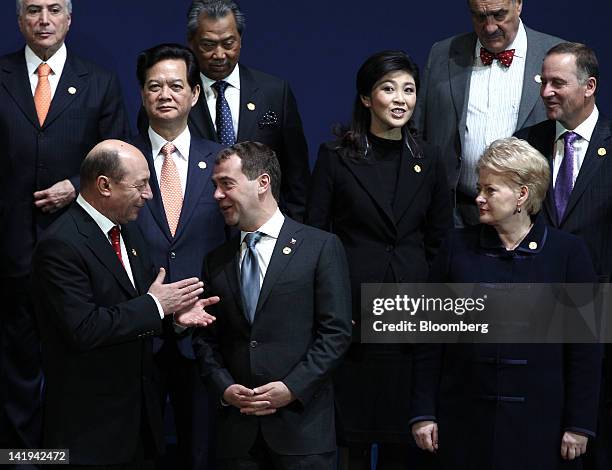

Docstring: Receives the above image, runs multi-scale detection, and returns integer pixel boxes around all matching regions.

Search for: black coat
[411,219,603,470]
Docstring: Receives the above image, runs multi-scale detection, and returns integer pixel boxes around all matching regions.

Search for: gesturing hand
[174,296,220,327]
[148,268,203,315]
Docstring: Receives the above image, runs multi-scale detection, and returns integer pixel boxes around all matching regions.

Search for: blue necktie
[241,231,263,323]
[554,131,579,221]
[212,81,236,145]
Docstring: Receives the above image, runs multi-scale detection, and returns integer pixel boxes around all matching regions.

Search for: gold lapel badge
[198,161,207,169]
[68,86,77,95]
[247,102,256,111]
[131,248,138,256]
[528,242,537,250]
[598,148,607,157]
[534,74,542,84]
[283,247,292,255]
[414,164,422,173]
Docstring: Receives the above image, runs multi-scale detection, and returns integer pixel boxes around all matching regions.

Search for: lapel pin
[247,102,256,111]
[290,238,296,244]
[414,164,422,173]
[534,74,542,84]
[198,161,207,169]
[528,242,537,250]
[68,86,77,95]
[282,247,292,255]
[131,248,138,256]
[598,148,607,157]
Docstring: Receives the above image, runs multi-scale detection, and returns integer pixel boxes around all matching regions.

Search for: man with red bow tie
[413,0,563,226]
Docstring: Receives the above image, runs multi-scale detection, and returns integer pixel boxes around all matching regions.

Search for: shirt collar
[555,105,600,142]
[240,208,284,244]
[76,194,117,237]
[148,126,191,162]
[201,64,241,98]
[474,19,527,59]
[479,213,547,255]
[25,43,67,78]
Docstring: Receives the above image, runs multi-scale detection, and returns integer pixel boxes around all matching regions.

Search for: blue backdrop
[2,1,609,164]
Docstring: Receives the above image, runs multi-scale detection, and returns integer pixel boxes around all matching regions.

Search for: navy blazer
[131,133,227,358]
[0,48,130,277]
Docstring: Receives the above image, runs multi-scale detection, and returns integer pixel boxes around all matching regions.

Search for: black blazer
[0,48,130,277]
[138,63,310,222]
[306,134,452,326]
[193,217,352,458]
[32,204,164,465]
[515,116,612,282]
[131,133,227,358]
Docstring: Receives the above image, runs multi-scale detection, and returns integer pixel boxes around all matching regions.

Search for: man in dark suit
[413,0,562,226]
[515,42,612,470]
[0,0,130,450]
[132,43,226,470]
[31,139,216,467]
[193,141,352,469]
[184,0,310,222]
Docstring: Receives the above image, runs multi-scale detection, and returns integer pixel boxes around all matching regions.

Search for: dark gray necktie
[211,80,236,146]
[241,231,263,323]
[554,131,579,221]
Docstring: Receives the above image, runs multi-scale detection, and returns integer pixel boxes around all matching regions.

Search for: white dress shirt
[148,126,191,196]
[239,208,285,287]
[76,195,164,318]
[25,43,67,99]
[552,106,599,188]
[461,20,527,195]
[201,65,241,137]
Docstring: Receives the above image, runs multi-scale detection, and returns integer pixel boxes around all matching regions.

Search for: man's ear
[97,175,112,197]
[258,173,271,195]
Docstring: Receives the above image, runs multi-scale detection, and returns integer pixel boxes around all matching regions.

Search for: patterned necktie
[554,131,579,221]
[480,47,515,67]
[211,81,236,145]
[108,226,124,266]
[34,63,52,126]
[159,142,183,236]
[241,231,264,323]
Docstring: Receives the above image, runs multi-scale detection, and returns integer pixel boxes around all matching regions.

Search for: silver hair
[186,0,246,40]
[17,0,73,16]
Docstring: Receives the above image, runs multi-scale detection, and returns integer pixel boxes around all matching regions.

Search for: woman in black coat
[410,137,603,470]
[306,50,452,469]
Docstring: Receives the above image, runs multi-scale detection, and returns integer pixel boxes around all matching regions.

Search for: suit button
[385,245,394,253]
[250,341,258,348]
[170,252,176,259]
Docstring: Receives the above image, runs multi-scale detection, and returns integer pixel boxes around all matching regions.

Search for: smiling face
[18,0,71,60]
[476,168,527,227]
[469,0,522,54]
[141,58,200,133]
[107,150,152,225]
[361,70,416,139]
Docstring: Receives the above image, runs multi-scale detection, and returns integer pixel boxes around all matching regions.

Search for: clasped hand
[223,382,295,416]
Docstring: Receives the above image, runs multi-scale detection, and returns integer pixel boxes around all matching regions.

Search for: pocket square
[258,109,279,128]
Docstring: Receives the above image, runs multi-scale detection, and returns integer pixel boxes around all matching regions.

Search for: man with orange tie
[0,0,130,451]
[132,43,226,470]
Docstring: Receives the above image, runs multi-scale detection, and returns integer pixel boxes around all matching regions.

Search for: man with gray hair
[413,0,563,227]
[182,0,310,222]
[0,0,129,451]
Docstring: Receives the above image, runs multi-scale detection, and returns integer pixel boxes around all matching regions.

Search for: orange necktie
[34,63,52,126]
[159,142,183,236]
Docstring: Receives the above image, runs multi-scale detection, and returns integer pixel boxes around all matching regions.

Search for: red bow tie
[480,47,515,67]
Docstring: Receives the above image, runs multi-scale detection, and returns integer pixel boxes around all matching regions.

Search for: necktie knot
[564,131,579,146]
[37,63,52,78]
[244,231,263,249]
[480,47,515,67]
[212,80,230,94]
[161,142,176,158]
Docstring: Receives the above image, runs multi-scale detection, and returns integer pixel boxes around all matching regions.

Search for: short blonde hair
[477,137,550,215]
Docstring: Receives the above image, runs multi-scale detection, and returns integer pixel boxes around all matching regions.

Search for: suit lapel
[71,205,138,297]
[530,121,559,226]
[449,34,475,152]
[1,51,39,129]
[516,27,544,130]
[43,53,88,128]
[122,225,148,295]
[392,135,428,222]
[236,65,260,141]
[189,93,218,142]
[220,238,251,327]
[562,118,612,225]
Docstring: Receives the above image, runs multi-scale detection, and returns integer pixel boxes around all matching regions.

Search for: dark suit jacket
[138,63,310,221]
[515,116,612,282]
[31,204,164,465]
[411,220,602,470]
[0,48,130,277]
[131,133,227,358]
[193,217,352,458]
[413,27,563,192]
[306,135,452,329]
